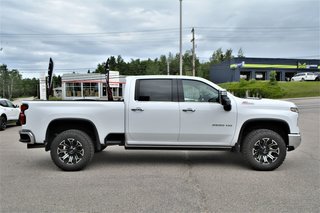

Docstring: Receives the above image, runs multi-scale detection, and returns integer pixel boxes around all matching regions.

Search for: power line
[1,26,318,37]
[1,28,180,37]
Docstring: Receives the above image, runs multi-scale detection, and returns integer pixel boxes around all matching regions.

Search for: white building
[61,72,125,100]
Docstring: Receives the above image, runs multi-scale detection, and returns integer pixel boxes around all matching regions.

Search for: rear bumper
[287,133,301,151]
[19,129,35,144]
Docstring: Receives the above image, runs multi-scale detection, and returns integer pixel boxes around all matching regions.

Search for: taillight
[20,104,29,125]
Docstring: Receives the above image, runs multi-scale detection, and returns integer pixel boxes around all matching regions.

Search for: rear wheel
[242,129,286,171]
[50,129,94,171]
[0,116,6,131]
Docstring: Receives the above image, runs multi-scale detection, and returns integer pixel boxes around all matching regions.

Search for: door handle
[182,108,196,112]
[131,107,144,112]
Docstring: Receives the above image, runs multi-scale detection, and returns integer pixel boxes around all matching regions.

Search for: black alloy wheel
[252,138,280,165]
[50,129,94,171]
[242,129,287,171]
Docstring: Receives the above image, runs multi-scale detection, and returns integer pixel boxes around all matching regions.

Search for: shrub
[220,81,285,98]
[269,71,277,85]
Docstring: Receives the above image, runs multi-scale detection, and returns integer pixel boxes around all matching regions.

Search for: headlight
[290,107,299,113]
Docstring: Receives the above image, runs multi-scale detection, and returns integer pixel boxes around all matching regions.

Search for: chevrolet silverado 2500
[19,76,301,171]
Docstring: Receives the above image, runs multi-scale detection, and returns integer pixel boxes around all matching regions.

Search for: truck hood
[233,96,297,110]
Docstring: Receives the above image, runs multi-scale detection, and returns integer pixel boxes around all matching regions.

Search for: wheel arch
[45,118,101,151]
[238,118,290,151]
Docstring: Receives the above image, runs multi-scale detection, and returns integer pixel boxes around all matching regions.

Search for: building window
[112,88,118,96]
[240,72,251,80]
[102,83,118,97]
[66,83,81,97]
[102,83,107,97]
[255,72,266,80]
[285,72,295,81]
[83,82,98,97]
[119,84,123,97]
[275,72,281,81]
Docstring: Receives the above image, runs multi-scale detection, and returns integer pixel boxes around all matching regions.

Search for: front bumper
[287,133,301,151]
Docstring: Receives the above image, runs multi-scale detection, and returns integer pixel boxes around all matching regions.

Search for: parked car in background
[0,98,20,130]
[314,72,320,81]
[291,72,318,81]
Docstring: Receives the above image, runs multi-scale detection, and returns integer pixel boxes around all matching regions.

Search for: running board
[125,145,233,151]
[27,144,46,149]
[106,140,125,146]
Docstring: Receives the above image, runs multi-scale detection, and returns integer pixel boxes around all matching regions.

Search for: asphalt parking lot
[0,98,319,213]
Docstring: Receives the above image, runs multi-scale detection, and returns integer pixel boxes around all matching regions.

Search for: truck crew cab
[19,76,301,171]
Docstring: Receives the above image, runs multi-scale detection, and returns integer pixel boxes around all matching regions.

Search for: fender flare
[45,118,101,151]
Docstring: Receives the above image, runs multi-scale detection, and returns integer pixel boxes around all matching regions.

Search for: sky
[0,0,319,78]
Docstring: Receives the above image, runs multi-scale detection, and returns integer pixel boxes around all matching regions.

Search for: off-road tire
[242,129,287,171]
[50,129,94,171]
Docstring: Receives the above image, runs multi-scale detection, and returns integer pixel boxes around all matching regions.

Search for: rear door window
[135,79,173,102]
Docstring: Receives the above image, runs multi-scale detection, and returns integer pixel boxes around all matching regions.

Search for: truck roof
[126,75,225,91]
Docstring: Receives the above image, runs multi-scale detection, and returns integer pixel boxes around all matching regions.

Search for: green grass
[278,81,320,98]
[219,80,320,99]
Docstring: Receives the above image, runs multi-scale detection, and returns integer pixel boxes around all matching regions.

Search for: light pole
[179,0,183,75]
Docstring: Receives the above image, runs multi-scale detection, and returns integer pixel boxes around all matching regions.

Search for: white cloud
[0,0,319,78]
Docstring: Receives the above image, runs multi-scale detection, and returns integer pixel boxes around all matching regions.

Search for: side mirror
[220,90,232,111]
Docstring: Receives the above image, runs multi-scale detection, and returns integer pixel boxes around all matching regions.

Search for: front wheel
[50,129,94,171]
[242,129,287,171]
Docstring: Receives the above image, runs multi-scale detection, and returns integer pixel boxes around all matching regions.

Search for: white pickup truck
[19,76,301,171]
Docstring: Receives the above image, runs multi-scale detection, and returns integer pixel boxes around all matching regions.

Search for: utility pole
[179,0,183,75]
[2,78,4,98]
[10,76,13,100]
[167,60,170,75]
[191,27,195,76]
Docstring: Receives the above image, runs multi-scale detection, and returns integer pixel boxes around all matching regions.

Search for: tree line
[0,64,61,99]
[0,48,244,99]
[94,48,244,79]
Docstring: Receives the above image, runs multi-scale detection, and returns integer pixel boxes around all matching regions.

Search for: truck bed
[22,100,125,144]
